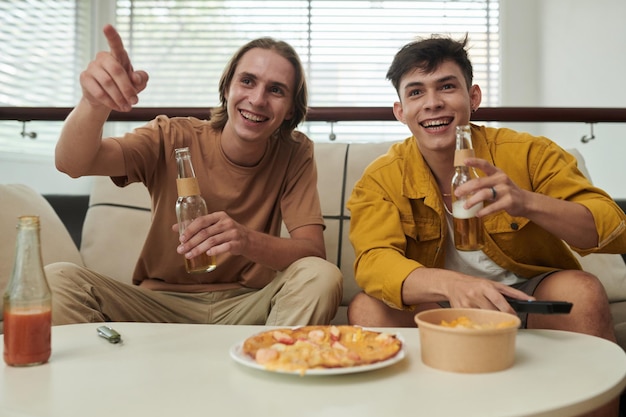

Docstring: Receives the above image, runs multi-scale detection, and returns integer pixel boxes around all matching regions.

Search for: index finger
[464,157,498,176]
[102,24,130,69]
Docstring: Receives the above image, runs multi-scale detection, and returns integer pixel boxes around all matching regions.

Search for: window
[0,0,499,156]
[0,0,86,156]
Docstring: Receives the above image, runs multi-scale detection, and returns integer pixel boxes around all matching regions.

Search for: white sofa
[2,142,626,349]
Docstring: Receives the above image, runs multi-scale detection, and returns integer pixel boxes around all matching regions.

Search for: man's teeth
[241,110,266,122]
[422,120,449,127]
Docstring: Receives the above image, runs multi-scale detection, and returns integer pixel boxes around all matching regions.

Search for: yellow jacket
[347,124,626,310]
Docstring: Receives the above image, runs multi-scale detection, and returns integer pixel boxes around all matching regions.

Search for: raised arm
[55,24,149,178]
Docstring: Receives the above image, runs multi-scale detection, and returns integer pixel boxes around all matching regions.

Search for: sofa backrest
[314,142,399,305]
[80,177,151,283]
[78,143,626,307]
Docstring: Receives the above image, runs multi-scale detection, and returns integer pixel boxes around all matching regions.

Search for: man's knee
[44,262,84,287]
[288,256,343,297]
[347,292,367,324]
[347,292,385,325]
[531,270,615,340]
[536,270,609,304]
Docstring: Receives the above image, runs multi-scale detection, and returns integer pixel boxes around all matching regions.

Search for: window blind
[0,0,82,156]
[0,0,499,156]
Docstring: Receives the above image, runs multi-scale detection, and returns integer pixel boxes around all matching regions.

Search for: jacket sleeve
[347,176,423,310]
[529,141,626,255]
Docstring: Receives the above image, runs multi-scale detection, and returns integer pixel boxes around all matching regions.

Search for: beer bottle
[451,125,484,251]
[3,215,52,366]
[175,147,217,273]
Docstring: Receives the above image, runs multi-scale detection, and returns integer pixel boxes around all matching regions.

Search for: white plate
[229,333,405,376]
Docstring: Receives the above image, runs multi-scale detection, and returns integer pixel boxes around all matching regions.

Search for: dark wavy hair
[386,34,473,96]
[209,38,308,139]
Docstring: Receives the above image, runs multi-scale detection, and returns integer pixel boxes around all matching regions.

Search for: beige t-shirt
[111,115,323,291]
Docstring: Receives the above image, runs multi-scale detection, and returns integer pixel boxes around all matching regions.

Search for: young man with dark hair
[347,35,625,416]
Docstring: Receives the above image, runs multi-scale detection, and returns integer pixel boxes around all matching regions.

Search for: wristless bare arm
[243,225,327,271]
[55,100,123,177]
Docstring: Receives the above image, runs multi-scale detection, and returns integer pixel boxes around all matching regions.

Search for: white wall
[500,0,626,198]
[3,0,626,198]
[0,154,92,194]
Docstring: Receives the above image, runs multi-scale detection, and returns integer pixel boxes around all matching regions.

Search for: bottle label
[177,178,201,197]
[453,149,475,167]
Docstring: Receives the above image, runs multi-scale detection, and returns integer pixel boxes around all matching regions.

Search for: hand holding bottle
[454,156,528,219]
[175,210,252,260]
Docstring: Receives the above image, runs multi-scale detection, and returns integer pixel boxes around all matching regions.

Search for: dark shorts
[437,271,555,328]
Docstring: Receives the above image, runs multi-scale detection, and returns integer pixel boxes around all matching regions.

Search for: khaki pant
[45,257,343,326]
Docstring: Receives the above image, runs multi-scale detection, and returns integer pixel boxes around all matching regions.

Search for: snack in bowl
[415,308,521,373]
[440,315,519,330]
[241,325,403,375]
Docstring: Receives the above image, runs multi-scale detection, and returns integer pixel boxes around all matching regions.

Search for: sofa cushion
[314,142,347,283]
[573,251,626,302]
[342,142,400,302]
[0,184,83,317]
[80,176,151,283]
[316,141,397,308]
[566,149,626,302]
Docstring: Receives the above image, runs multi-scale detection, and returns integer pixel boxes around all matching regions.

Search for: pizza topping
[255,348,279,364]
[375,332,395,344]
[349,326,363,342]
[242,325,403,375]
[272,330,295,345]
[329,325,341,341]
[270,343,287,351]
[331,341,348,351]
[307,329,325,343]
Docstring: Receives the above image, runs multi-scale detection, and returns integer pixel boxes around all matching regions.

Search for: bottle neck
[175,151,201,197]
[6,217,50,301]
[176,156,196,179]
[14,219,43,272]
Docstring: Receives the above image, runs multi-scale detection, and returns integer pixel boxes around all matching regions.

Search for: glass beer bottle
[451,125,484,251]
[175,147,217,273]
[3,215,52,366]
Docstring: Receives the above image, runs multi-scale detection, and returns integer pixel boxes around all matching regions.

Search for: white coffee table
[0,323,624,417]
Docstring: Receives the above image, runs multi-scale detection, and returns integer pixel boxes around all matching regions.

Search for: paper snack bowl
[414,308,521,373]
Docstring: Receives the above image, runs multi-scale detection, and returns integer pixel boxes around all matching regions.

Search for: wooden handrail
[1,106,626,123]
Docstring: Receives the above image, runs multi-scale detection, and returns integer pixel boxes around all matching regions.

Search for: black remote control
[505,298,573,314]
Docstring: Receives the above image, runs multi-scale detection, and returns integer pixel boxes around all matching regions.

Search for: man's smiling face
[224,47,295,145]
[392,60,481,155]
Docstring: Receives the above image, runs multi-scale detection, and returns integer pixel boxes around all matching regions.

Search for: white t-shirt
[444,213,525,285]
